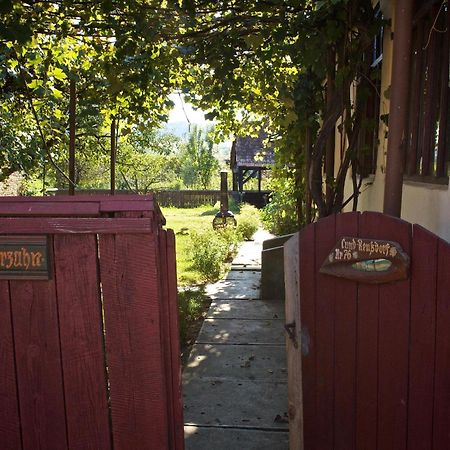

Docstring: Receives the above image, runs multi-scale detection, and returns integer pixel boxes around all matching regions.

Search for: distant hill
[161,121,212,139]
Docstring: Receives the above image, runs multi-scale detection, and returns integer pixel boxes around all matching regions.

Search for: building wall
[341,1,450,243]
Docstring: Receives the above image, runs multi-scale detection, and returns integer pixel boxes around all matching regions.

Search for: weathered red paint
[0,195,183,450]
[298,211,450,450]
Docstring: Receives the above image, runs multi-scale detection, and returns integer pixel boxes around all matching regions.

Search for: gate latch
[284,321,298,348]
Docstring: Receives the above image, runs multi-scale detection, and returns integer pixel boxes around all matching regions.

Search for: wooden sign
[320,236,410,284]
[0,235,49,280]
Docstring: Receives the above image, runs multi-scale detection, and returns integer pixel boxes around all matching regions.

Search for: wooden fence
[285,211,450,450]
[51,189,271,209]
[0,195,184,450]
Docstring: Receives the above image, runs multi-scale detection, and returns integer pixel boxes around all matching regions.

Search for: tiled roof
[233,133,275,167]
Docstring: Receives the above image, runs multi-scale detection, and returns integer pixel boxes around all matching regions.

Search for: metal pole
[68,79,76,195]
[110,117,116,195]
[383,0,413,217]
[220,171,229,213]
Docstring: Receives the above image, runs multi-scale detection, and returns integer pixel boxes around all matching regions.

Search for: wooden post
[110,117,116,195]
[325,51,336,207]
[68,80,76,196]
[284,233,304,450]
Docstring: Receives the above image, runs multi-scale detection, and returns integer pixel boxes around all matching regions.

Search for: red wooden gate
[0,195,184,450]
[291,211,450,450]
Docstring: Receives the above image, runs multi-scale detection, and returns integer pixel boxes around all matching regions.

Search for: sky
[167,93,209,124]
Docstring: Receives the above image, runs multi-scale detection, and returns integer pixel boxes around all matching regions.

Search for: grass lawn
[161,204,221,356]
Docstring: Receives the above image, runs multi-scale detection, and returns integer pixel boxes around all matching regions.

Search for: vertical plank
[166,230,185,450]
[314,215,336,449]
[0,280,22,449]
[158,230,175,449]
[356,212,380,450]
[334,212,359,450]
[284,232,304,450]
[54,234,112,450]
[299,223,316,450]
[407,226,438,450]
[432,238,450,450]
[375,214,411,450]
[99,233,169,450]
[10,273,68,449]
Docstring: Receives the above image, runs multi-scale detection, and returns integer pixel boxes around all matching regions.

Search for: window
[357,4,383,177]
[405,0,449,182]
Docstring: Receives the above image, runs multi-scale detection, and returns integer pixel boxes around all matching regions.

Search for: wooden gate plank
[54,235,112,450]
[432,238,450,450]
[166,230,185,450]
[158,231,175,449]
[10,273,68,450]
[299,223,316,450]
[356,212,381,450]
[285,232,303,450]
[99,233,169,450]
[375,214,411,450]
[0,280,21,449]
[334,212,359,450]
[314,215,336,449]
[407,226,438,450]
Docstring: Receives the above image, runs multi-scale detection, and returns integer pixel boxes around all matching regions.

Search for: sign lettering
[320,236,409,284]
[0,236,49,280]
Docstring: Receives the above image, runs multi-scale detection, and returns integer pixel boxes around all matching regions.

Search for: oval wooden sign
[320,236,410,284]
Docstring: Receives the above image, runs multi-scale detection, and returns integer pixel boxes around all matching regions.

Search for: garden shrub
[237,203,260,240]
[189,227,240,280]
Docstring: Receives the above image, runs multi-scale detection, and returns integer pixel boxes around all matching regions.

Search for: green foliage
[261,173,299,236]
[180,125,219,189]
[178,288,209,346]
[236,204,260,240]
[189,228,240,281]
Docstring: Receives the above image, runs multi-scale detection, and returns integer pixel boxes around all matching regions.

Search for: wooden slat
[157,231,174,449]
[299,223,316,450]
[314,215,336,449]
[0,202,100,217]
[54,235,112,450]
[284,232,304,450]
[356,212,381,450]
[432,238,450,450]
[375,214,411,450]
[10,274,68,450]
[99,233,169,450]
[0,194,154,203]
[436,8,449,177]
[0,218,153,234]
[166,230,184,450]
[406,21,425,175]
[334,212,359,450]
[420,11,440,176]
[407,225,438,450]
[0,280,21,449]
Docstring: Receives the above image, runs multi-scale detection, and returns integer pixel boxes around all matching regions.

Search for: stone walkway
[183,230,289,449]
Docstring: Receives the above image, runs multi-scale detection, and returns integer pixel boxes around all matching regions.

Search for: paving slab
[184,426,289,450]
[183,378,288,430]
[207,299,284,320]
[225,269,261,281]
[183,344,287,382]
[197,318,285,345]
[206,278,260,299]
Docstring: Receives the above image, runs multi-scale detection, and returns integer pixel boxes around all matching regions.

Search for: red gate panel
[298,211,450,450]
[0,195,183,450]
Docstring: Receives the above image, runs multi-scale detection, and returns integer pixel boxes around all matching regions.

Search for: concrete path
[183,230,289,449]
